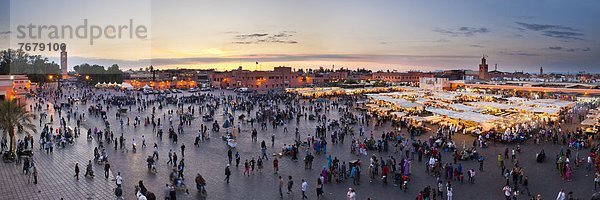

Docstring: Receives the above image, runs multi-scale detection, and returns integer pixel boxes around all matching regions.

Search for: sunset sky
[1,0,599,73]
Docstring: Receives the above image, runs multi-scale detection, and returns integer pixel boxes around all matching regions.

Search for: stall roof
[367,94,423,108]
[449,103,479,112]
[430,92,458,101]
[468,101,516,110]
[457,92,502,99]
[409,116,427,122]
[581,118,599,126]
[504,97,527,102]
[424,115,442,122]
[426,107,500,123]
[521,107,561,115]
[415,98,429,105]
[522,99,575,108]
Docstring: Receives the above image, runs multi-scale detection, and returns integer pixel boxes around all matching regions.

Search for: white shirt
[136,191,147,200]
[503,186,511,196]
[116,175,123,184]
[556,191,566,200]
[301,181,308,192]
[347,191,356,200]
[429,157,436,165]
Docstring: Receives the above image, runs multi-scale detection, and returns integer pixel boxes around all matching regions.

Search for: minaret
[539,67,543,75]
[478,55,489,80]
[60,44,67,78]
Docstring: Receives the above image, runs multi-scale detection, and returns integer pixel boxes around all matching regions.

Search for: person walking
[167,149,173,165]
[273,158,279,174]
[116,172,123,188]
[261,146,269,160]
[346,188,356,200]
[33,166,38,184]
[595,173,600,190]
[115,186,123,200]
[316,178,323,198]
[244,160,250,176]
[271,134,275,146]
[84,160,93,177]
[152,144,159,160]
[478,155,484,171]
[172,152,178,168]
[278,176,284,198]
[104,161,111,179]
[353,166,361,185]
[225,164,231,183]
[74,163,80,180]
[227,148,233,164]
[287,176,294,195]
[468,169,475,184]
[235,151,241,168]
[163,184,171,199]
[502,184,512,200]
[141,135,147,148]
[447,187,452,200]
[301,179,308,199]
[556,189,566,200]
[521,176,531,196]
[180,143,186,157]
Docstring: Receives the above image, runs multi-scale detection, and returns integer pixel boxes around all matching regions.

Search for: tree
[0,100,36,158]
[0,49,60,83]
[73,63,123,84]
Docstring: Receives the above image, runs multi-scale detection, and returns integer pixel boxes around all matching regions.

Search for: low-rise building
[0,75,31,104]
[372,71,434,83]
[211,66,307,90]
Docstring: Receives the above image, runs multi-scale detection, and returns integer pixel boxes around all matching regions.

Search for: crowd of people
[2,81,599,200]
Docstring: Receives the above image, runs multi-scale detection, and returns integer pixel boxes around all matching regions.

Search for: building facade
[420,77,450,91]
[0,75,31,104]
[310,71,349,85]
[211,66,307,90]
[371,71,434,83]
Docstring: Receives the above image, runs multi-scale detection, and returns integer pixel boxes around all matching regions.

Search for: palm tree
[0,100,36,157]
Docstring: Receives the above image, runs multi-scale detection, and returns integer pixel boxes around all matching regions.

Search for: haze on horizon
[1,0,599,73]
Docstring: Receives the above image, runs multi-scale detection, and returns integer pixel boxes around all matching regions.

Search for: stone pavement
[0,101,114,199]
[1,89,597,200]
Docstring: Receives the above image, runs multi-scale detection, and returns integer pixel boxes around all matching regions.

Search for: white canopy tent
[469,102,516,110]
[504,97,527,102]
[522,99,575,108]
[120,82,134,90]
[521,107,561,115]
[367,94,423,109]
[581,118,599,126]
[449,104,479,112]
[430,92,458,101]
[426,107,500,124]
